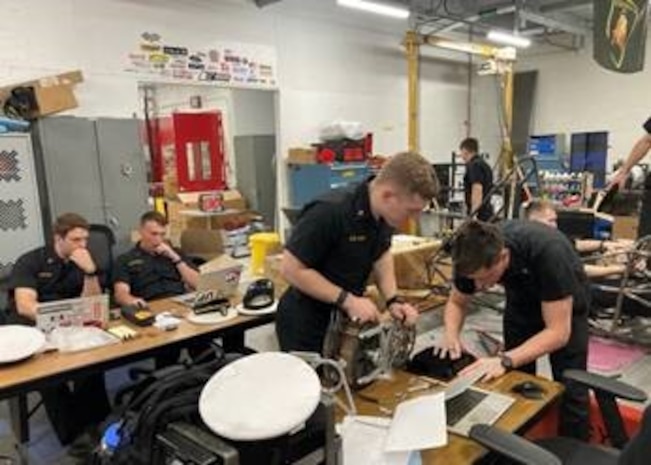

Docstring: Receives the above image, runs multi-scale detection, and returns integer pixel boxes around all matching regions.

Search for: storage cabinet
[288,162,368,208]
[32,117,148,252]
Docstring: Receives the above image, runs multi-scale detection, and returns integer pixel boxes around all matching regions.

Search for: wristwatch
[499,353,514,371]
[385,295,404,308]
[335,289,349,309]
[84,270,98,278]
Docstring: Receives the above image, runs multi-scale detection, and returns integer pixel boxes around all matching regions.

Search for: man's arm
[175,261,199,290]
[281,249,379,323]
[503,296,573,368]
[81,275,102,297]
[14,288,39,321]
[372,250,419,325]
[113,281,146,307]
[610,133,651,190]
[470,183,484,216]
[438,287,473,358]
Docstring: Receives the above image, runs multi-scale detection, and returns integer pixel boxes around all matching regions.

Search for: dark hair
[522,199,555,219]
[451,221,504,276]
[53,213,89,238]
[375,151,439,200]
[459,137,479,154]
[140,211,168,226]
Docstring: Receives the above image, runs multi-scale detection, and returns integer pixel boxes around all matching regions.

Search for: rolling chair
[469,370,650,465]
[87,224,116,290]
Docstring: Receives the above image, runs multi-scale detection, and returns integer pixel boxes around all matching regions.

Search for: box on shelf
[287,148,317,164]
[0,70,84,117]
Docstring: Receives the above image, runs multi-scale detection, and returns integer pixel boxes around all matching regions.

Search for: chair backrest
[88,224,116,289]
[619,404,651,465]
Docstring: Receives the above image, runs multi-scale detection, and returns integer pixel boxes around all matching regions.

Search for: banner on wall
[593,0,648,73]
[125,32,278,88]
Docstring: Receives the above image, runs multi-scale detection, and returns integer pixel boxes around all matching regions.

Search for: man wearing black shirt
[276,152,439,353]
[460,137,494,221]
[609,116,651,237]
[8,213,110,447]
[113,211,198,306]
[437,220,590,441]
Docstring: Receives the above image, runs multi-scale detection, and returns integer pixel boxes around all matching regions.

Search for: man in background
[459,137,494,221]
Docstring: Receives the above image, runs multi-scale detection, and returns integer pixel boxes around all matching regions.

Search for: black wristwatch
[84,270,98,278]
[335,289,349,308]
[386,295,404,308]
[499,353,514,371]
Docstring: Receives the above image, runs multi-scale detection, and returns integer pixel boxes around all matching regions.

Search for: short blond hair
[376,152,438,200]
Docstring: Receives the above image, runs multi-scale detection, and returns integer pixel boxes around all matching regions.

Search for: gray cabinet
[234,135,276,228]
[33,117,148,253]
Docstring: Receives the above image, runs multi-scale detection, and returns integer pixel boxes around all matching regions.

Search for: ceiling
[252,0,621,51]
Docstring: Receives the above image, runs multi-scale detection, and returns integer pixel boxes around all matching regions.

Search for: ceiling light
[337,0,410,19]
[486,30,532,48]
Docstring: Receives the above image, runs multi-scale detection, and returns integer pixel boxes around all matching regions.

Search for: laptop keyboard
[446,389,488,426]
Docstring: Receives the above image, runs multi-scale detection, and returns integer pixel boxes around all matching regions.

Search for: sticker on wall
[125,33,278,88]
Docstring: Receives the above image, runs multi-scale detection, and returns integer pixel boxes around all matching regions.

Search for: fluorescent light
[486,30,531,48]
[337,0,410,19]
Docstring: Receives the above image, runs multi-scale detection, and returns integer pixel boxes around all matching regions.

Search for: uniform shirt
[464,155,494,221]
[644,116,651,189]
[277,178,394,350]
[644,116,651,134]
[8,246,90,317]
[454,221,589,330]
[113,244,192,301]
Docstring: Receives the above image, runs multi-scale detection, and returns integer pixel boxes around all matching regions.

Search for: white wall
[472,31,651,171]
[0,0,471,227]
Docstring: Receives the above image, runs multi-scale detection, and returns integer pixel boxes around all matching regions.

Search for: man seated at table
[7,213,111,449]
[113,211,200,365]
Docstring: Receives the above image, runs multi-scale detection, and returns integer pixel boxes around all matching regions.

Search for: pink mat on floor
[587,337,646,372]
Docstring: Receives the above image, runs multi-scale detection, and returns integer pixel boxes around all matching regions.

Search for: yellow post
[500,66,515,171]
[404,31,421,153]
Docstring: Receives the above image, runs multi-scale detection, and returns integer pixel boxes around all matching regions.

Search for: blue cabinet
[288,163,369,207]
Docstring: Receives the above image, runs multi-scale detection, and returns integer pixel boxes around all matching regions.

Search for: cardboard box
[391,235,446,289]
[0,70,83,117]
[287,148,317,164]
[181,229,224,262]
[612,216,639,240]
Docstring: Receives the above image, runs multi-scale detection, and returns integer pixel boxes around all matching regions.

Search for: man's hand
[343,295,380,324]
[433,331,464,360]
[69,248,96,274]
[608,168,628,192]
[459,357,505,382]
[389,302,419,326]
[129,297,147,308]
[155,242,181,262]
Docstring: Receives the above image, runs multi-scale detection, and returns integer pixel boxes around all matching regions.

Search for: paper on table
[385,392,448,453]
[340,416,412,465]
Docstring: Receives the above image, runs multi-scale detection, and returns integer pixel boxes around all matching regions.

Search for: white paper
[340,416,412,465]
[385,393,448,453]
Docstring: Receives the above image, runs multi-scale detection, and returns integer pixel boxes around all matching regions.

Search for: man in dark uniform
[8,213,111,447]
[113,211,198,306]
[276,152,439,353]
[437,220,590,441]
[609,116,651,237]
[459,137,494,221]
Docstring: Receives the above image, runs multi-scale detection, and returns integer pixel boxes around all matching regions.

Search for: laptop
[444,370,515,437]
[36,294,110,334]
[172,262,243,308]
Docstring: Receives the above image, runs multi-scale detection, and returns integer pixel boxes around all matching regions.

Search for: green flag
[593,0,648,73]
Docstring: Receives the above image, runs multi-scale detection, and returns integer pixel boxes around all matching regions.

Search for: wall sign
[125,32,278,88]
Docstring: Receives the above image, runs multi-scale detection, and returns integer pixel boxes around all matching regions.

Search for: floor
[2,295,651,463]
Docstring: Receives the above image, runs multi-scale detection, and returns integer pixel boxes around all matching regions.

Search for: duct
[519,9,590,36]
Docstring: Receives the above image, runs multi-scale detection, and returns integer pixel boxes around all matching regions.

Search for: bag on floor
[93,348,241,465]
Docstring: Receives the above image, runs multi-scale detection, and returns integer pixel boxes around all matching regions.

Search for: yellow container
[249,232,281,275]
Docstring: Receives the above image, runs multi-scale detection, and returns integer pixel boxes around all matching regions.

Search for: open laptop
[172,262,243,308]
[444,370,515,437]
[36,294,110,334]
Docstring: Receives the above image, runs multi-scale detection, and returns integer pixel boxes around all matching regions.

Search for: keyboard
[446,389,488,426]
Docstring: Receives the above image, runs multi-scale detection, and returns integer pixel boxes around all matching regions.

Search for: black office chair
[469,370,650,465]
[87,224,116,290]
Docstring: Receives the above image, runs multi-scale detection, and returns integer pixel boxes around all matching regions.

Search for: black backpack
[97,349,241,465]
